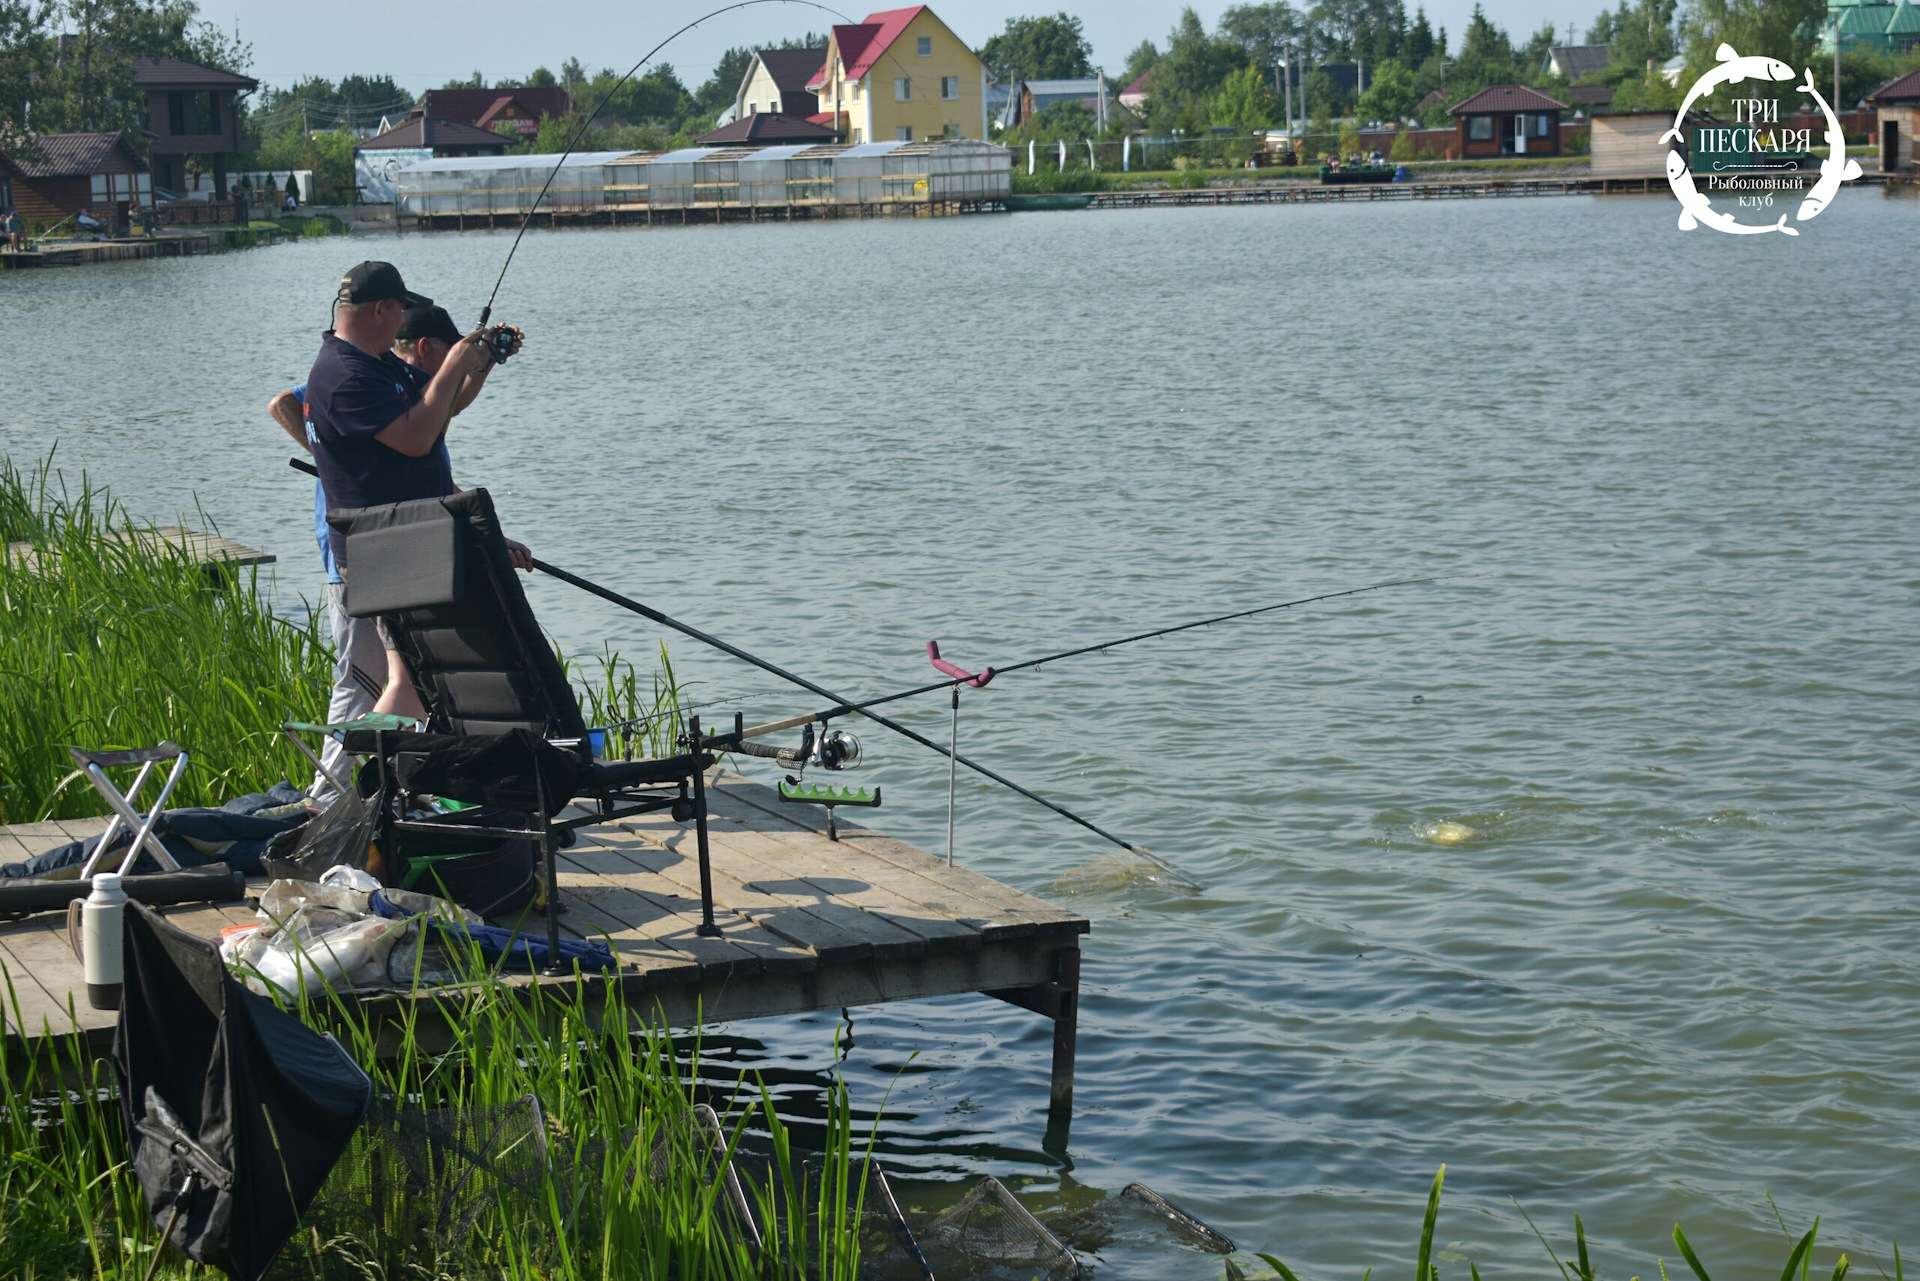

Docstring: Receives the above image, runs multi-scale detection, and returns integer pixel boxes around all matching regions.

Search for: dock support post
[1048,946,1079,1117]
[985,943,1080,1147]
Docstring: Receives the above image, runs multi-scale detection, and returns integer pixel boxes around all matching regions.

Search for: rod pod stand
[689,714,723,939]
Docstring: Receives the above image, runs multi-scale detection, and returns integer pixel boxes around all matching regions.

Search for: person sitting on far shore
[302,262,532,757]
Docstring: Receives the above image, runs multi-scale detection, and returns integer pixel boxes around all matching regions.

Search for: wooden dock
[0,770,1089,1114]
[6,526,274,578]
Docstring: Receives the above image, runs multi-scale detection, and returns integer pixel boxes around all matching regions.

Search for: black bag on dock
[112,902,372,1281]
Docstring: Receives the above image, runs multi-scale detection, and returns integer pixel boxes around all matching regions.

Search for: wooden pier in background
[0,771,1088,1119]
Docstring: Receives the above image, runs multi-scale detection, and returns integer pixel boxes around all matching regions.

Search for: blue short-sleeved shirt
[304,332,453,565]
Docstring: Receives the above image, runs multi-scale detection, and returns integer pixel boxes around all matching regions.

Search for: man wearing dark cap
[300,262,524,774]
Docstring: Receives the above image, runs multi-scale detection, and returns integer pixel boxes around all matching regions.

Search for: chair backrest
[327,489,588,739]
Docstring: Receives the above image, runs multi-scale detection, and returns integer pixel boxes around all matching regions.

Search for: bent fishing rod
[529,558,1204,889]
[477,0,856,327]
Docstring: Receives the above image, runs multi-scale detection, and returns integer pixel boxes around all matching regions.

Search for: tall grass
[0,453,686,826]
[0,455,332,823]
[1,957,872,1280]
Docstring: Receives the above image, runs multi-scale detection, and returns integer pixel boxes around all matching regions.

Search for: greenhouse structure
[394,139,1011,226]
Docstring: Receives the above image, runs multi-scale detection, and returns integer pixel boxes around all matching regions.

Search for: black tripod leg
[690,715,722,938]
[537,766,563,976]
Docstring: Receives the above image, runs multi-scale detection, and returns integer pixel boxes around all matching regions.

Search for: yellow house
[808,6,989,145]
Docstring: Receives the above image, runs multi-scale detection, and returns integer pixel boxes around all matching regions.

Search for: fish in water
[1424,821,1476,845]
[1667,149,1798,235]
[1660,44,1796,145]
[1797,68,1862,220]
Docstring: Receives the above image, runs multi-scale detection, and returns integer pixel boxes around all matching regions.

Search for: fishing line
[530,558,1205,889]
[807,573,1478,721]
[477,0,859,327]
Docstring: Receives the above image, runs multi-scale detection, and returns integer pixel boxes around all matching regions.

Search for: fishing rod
[529,558,1205,889]
[777,574,1474,727]
[477,0,854,327]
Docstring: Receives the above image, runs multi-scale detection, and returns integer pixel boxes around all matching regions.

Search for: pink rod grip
[928,641,995,688]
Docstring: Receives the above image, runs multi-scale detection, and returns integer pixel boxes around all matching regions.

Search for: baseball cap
[336,261,430,307]
[396,304,464,344]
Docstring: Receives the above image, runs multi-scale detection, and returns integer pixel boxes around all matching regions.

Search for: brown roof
[756,48,828,93]
[132,56,256,91]
[1416,89,1449,112]
[355,117,510,152]
[1,131,146,178]
[696,112,839,145]
[413,86,574,125]
[1450,84,1570,115]
[1869,69,1920,102]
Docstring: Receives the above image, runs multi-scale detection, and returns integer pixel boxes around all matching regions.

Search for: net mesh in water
[918,1176,1083,1281]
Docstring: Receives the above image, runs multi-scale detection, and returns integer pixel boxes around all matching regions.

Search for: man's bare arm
[268,391,310,453]
[373,333,490,457]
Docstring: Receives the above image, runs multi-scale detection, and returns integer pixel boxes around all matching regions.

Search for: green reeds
[0,455,332,823]
[1,955,873,1280]
[1255,1168,1893,1281]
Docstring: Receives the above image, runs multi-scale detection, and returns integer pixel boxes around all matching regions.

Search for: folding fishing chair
[74,743,190,879]
[324,489,723,970]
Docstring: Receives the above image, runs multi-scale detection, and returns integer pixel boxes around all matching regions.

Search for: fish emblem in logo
[1666,149,1797,235]
[1660,43,1796,146]
[1796,68,1862,221]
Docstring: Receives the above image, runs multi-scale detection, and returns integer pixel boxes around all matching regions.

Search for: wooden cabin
[0,132,150,231]
[1449,85,1570,158]
[1589,111,1684,179]
[1869,69,1920,171]
[135,56,258,198]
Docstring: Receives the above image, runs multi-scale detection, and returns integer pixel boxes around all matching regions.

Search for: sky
[213,1,1604,97]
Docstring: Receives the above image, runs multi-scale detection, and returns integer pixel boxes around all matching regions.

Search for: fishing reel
[480,323,520,364]
[782,723,861,785]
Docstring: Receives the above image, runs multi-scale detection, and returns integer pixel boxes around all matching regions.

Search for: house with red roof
[1448,85,1570,158]
[411,86,575,140]
[807,6,988,144]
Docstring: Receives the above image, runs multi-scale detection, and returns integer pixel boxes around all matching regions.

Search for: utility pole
[1833,15,1842,111]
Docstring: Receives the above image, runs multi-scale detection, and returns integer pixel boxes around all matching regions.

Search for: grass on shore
[1,952,873,1280]
[0,452,682,826]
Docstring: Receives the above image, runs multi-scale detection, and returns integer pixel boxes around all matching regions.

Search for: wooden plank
[577,824,934,963]
[708,780,1086,939]
[618,812,985,955]
[0,925,77,1040]
[559,839,817,975]
[0,919,109,1041]
[551,844,809,980]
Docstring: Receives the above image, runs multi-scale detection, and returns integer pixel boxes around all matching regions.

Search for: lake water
[4,190,1916,1278]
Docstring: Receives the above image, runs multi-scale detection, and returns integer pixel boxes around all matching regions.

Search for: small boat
[1319,165,1397,185]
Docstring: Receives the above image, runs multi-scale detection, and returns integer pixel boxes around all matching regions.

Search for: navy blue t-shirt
[305,331,453,564]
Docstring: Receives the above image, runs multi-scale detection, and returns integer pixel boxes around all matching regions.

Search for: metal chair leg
[690,715,722,939]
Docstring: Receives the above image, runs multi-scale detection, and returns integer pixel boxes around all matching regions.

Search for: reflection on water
[4,189,1917,1274]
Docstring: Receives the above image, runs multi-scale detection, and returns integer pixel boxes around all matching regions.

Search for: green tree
[442,71,488,89]
[1354,55,1415,120]
[1604,0,1678,82]
[1155,7,1242,110]
[1219,3,1307,69]
[1121,38,1159,86]
[1679,0,1823,83]
[0,0,48,144]
[1407,7,1435,62]
[695,46,754,115]
[979,13,1093,82]
[1211,62,1281,129]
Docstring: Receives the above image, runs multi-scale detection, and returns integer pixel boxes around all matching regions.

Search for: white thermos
[82,872,127,1010]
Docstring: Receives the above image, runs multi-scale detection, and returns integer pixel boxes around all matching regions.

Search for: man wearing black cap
[302,261,517,763]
